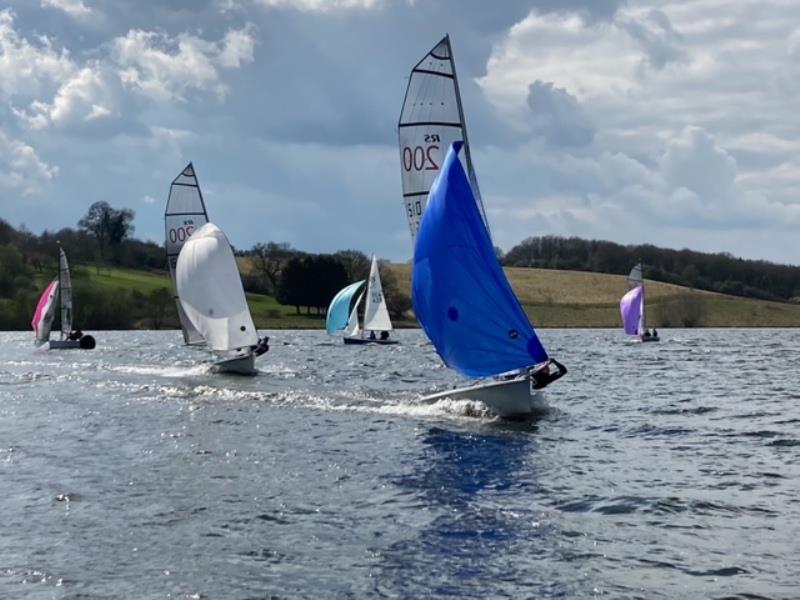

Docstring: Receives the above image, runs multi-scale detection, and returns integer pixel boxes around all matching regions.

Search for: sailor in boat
[369,331,376,340]
[643,329,651,339]
[253,336,270,357]
[380,331,390,341]
[652,328,658,338]
[530,359,568,390]
[67,329,83,341]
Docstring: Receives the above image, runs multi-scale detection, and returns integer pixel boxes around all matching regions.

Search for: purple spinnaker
[620,285,643,335]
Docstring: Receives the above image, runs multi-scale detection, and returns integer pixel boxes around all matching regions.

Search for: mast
[446,34,490,235]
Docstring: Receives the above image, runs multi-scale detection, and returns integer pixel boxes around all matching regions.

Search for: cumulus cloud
[111,25,256,101]
[15,64,117,129]
[0,130,58,194]
[40,0,92,18]
[0,9,75,98]
[526,81,595,147]
[253,0,380,11]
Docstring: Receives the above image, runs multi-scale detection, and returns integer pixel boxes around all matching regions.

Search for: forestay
[398,35,487,242]
[620,285,644,335]
[412,142,548,378]
[362,256,392,332]
[58,247,73,338]
[165,163,209,345]
[175,223,258,352]
[32,279,58,346]
[326,281,365,335]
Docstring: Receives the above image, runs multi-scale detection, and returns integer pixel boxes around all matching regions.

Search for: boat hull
[640,336,660,343]
[212,352,256,376]
[421,375,547,418]
[343,337,399,345]
[49,340,81,350]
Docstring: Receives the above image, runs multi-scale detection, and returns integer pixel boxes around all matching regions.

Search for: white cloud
[111,26,256,101]
[15,64,116,129]
[40,0,92,18]
[0,9,75,99]
[253,0,381,11]
[141,194,156,204]
[0,130,58,194]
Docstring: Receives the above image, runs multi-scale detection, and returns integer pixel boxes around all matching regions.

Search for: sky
[0,0,798,264]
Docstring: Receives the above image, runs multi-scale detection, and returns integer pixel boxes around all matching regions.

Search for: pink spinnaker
[32,279,59,346]
[620,285,644,335]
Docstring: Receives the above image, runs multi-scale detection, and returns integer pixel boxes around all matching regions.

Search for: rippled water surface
[0,328,798,599]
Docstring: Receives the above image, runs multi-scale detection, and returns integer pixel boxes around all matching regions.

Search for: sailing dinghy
[620,263,659,342]
[326,256,398,345]
[175,222,264,375]
[412,142,565,417]
[32,246,96,349]
[400,36,565,417]
[165,163,209,345]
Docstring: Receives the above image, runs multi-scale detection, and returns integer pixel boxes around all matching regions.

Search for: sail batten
[412,142,548,378]
[165,162,209,345]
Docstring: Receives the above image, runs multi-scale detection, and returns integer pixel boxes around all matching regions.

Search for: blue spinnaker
[412,142,548,377]
[326,280,365,335]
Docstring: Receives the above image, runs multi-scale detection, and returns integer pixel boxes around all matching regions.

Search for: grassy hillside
[387,264,800,328]
[75,263,800,329]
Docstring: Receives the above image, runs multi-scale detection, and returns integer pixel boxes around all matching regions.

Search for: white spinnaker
[175,222,258,352]
[362,256,392,332]
[398,35,487,242]
[344,292,364,338]
[58,247,73,338]
[165,162,209,345]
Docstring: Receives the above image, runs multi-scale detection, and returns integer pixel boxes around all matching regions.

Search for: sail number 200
[402,145,440,172]
[168,225,194,244]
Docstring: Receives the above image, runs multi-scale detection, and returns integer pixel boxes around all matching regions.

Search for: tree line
[503,236,800,303]
[0,204,412,330]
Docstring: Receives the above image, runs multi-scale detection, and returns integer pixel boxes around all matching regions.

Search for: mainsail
[398,35,488,242]
[32,279,58,346]
[58,247,73,338]
[362,256,392,332]
[165,163,209,345]
[175,223,258,352]
[326,280,365,336]
[412,142,548,378]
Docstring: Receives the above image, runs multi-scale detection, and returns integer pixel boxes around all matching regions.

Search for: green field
[78,263,800,329]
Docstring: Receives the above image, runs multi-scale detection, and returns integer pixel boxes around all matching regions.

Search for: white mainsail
[362,256,392,332]
[175,222,258,352]
[165,163,209,345]
[398,34,488,242]
[343,292,363,338]
[58,247,73,338]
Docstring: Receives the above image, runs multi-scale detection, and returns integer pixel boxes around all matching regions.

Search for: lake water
[0,329,798,599]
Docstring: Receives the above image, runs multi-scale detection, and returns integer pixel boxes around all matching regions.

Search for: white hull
[211,352,256,376]
[49,339,81,350]
[422,375,547,418]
